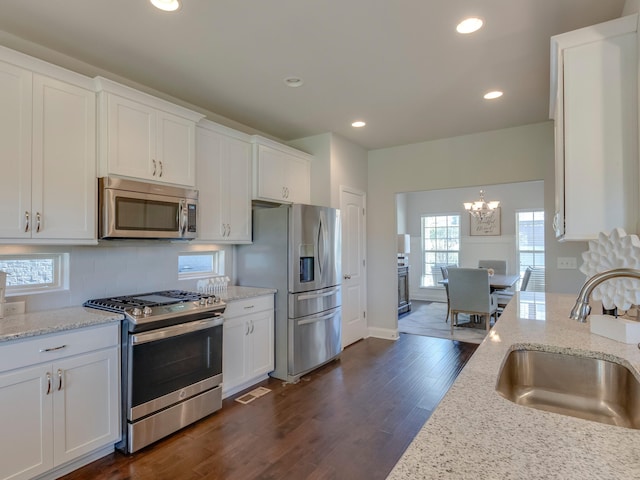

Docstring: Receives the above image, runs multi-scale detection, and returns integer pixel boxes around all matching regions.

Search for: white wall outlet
[4,301,25,315]
[557,257,578,270]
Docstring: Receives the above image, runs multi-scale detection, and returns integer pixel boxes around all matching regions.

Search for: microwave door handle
[178,200,187,236]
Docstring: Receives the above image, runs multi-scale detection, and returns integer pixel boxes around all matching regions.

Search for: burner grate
[83,290,205,312]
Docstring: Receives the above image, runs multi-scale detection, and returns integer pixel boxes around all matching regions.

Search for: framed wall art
[469,208,501,236]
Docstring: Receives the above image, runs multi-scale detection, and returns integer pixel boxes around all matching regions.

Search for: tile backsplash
[2,242,232,313]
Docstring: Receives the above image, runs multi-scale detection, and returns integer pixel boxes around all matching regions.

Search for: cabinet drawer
[224,295,274,319]
[0,323,119,373]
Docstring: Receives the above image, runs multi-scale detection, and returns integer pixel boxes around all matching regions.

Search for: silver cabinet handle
[344,274,352,280]
[159,161,163,177]
[152,159,157,176]
[246,322,251,335]
[46,372,52,395]
[36,212,41,233]
[57,369,63,391]
[24,211,30,232]
[39,344,67,353]
[243,305,255,310]
[282,186,286,198]
[250,320,254,334]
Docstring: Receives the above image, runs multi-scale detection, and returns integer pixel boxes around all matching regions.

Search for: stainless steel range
[84,290,225,453]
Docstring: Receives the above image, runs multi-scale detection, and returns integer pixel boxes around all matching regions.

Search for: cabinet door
[551,16,638,241]
[562,33,637,240]
[196,126,251,242]
[0,61,32,239]
[247,310,274,379]
[223,136,252,242]
[254,144,288,202]
[157,111,196,186]
[0,364,53,480]
[222,316,250,394]
[196,126,226,240]
[32,75,96,240]
[52,347,120,466]
[105,93,156,181]
[284,153,311,204]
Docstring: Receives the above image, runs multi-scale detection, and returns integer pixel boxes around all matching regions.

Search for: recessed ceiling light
[284,76,304,87]
[456,17,483,34]
[484,91,503,100]
[150,0,181,12]
[352,121,366,128]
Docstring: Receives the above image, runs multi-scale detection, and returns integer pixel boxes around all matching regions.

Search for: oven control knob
[142,306,153,316]
[131,307,142,317]
[206,296,215,305]
[199,298,207,306]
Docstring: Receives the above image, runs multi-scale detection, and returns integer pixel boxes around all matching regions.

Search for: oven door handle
[131,316,223,345]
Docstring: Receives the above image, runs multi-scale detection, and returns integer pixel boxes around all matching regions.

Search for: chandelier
[463,190,500,220]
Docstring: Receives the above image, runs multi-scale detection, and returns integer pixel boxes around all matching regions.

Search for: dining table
[439,273,521,291]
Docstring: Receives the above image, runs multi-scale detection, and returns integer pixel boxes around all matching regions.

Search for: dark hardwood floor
[61,334,477,480]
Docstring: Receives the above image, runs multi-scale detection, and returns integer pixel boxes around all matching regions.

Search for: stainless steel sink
[496,349,640,429]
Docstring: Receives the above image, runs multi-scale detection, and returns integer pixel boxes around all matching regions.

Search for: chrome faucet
[570,268,640,322]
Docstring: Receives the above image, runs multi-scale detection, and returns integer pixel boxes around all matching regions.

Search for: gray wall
[367,121,587,338]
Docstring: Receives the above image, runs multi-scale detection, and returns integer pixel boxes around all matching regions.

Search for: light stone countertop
[0,307,122,343]
[0,286,275,343]
[387,292,640,480]
[219,286,276,302]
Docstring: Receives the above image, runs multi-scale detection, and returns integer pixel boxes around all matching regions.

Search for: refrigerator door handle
[317,209,329,279]
[296,288,340,301]
[297,310,337,326]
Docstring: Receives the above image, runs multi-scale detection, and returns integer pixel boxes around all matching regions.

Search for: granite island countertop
[388,292,640,480]
[0,307,122,343]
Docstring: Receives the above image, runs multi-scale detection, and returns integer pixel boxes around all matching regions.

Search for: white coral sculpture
[580,228,640,310]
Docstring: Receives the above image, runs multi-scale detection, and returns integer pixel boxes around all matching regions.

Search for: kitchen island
[388,292,640,479]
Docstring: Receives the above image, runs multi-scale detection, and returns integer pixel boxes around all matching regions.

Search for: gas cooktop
[84,289,225,329]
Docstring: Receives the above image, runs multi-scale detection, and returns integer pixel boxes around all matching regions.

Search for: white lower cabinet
[222,295,274,397]
[0,323,120,480]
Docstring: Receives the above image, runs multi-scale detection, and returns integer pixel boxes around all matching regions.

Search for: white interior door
[340,187,367,347]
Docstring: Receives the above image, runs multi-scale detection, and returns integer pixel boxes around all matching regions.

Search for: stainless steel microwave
[99,177,198,240]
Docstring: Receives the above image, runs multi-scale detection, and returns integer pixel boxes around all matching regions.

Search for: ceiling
[0,0,627,150]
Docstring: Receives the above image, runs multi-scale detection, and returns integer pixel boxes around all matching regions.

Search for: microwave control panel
[188,204,197,232]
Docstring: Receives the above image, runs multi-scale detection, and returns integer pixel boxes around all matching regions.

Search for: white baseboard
[368,326,399,341]
[222,373,270,399]
[37,444,115,480]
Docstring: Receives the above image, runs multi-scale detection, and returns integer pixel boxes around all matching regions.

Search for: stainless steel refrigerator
[236,204,342,382]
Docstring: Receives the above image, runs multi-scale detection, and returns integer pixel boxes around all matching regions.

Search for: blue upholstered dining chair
[447,268,499,334]
[439,264,457,323]
[478,260,507,275]
[496,266,534,311]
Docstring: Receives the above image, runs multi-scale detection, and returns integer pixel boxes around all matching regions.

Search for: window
[421,214,460,287]
[0,253,68,295]
[516,210,545,291]
[178,251,224,279]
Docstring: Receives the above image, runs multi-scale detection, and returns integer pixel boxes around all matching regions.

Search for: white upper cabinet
[96,77,204,187]
[550,14,639,241]
[252,135,312,204]
[196,120,252,243]
[0,49,96,244]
